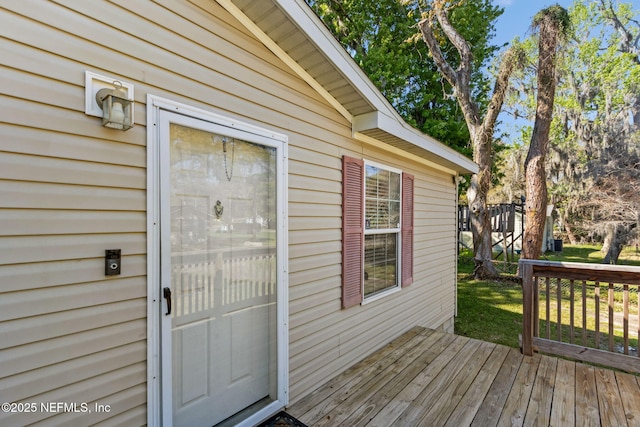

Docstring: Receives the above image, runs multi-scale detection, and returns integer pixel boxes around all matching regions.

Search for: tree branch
[598,0,640,62]
[418,8,481,129]
[418,17,458,88]
[482,45,524,137]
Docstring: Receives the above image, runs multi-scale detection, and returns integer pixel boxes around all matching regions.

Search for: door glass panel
[169,123,278,427]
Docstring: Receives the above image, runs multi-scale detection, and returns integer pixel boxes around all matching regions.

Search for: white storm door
[158,109,285,427]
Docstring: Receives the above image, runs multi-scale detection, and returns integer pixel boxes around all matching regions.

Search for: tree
[548,0,639,263]
[501,0,640,263]
[305,0,502,157]
[418,0,524,278]
[307,0,508,277]
[521,6,570,260]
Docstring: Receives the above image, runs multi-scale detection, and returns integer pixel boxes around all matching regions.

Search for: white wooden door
[159,111,280,427]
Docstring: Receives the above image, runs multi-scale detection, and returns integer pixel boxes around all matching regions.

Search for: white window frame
[362,159,403,303]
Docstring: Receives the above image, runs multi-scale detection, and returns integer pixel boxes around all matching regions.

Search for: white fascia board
[273,0,391,112]
[276,0,477,175]
[218,0,352,121]
[228,0,477,174]
[353,111,479,174]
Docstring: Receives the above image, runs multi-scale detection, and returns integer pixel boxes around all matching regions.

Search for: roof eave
[227,0,479,175]
[353,112,478,174]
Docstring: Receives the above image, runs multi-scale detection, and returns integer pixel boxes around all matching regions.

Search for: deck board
[596,368,628,426]
[287,327,640,427]
[523,354,556,427]
[470,347,523,427]
[417,340,496,426]
[575,363,600,427]
[445,344,510,427]
[549,358,575,426]
[497,352,540,427]
[364,333,460,427]
[616,372,640,426]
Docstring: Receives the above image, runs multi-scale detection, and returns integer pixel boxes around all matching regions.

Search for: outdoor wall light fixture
[95,81,133,130]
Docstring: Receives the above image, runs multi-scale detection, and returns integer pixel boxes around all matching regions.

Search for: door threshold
[215,397,277,427]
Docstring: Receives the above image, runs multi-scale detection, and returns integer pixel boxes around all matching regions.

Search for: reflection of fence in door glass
[171,252,276,318]
[169,124,278,319]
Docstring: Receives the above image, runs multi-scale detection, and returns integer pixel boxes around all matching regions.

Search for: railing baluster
[582,280,587,346]
[209,261,214,310]
[197,263,203,313]
[546,277,551,339]
[176,267,182,317]
[595,283,600,349]
[609,283,614,352]
[623,284,629,355]
[187,264,193,315]
[534,276,539,338]
[570,279,575,344]
[557,277,562,342]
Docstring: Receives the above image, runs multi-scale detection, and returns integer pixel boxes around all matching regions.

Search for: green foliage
[305,0,504,157]
[533,4,572,38]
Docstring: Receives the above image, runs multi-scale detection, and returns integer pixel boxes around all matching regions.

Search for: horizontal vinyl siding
[0,0,352,423]
[287,140,458,402]
[0,0,157,424]
[0,0,460,424]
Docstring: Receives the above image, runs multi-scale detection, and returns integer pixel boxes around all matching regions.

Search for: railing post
[520,261,534,356]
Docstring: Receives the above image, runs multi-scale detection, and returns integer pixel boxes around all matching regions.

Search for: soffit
[226,0,478,174]
[232,0,377,117]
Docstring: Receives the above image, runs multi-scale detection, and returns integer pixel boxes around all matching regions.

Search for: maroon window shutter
[342,156,364,308]
[402,172,414,287]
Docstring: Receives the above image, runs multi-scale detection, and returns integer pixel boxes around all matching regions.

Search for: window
[364,162,401,297]
[342,156,414,308]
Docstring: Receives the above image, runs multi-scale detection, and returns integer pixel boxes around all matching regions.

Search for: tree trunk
[522,9,563,260]
[603,223,625,264]
[601,222,613,257]
[418,10,522,279]
[467,126,498,278]
[522,151,548,259]
[563,212,578,245]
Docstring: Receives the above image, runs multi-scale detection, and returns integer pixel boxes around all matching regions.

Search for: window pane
[365,198,377,229]
[365,165,378,199]
[389,201,400,229]
[364,164,401,231]
[389,171,400,201]
[364,233,398,297]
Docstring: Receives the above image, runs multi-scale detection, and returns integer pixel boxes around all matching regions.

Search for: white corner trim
[215,0,352,122]
[146,94,162,427]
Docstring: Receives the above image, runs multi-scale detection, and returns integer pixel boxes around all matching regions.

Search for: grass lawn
[455,244,640,349]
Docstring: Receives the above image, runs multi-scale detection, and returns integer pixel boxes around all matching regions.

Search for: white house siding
[0,0,458,424]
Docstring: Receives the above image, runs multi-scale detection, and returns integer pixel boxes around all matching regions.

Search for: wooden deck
[287,327,640,426]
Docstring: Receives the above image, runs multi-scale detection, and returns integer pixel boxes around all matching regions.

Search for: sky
[493,0,575,47]
[491,0,576,139]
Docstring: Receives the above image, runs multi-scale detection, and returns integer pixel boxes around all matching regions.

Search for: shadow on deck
[286,327,640,426]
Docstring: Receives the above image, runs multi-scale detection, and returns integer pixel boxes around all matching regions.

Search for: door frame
[146,95,289,427]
